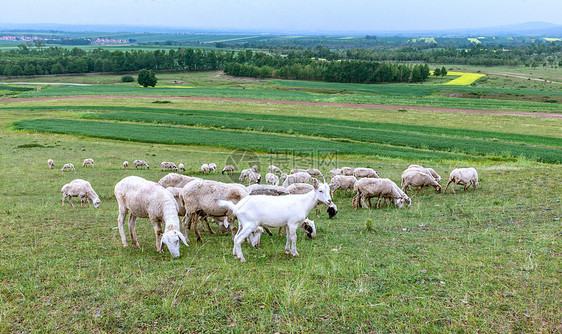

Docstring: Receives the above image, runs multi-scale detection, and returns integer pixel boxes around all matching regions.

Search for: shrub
[137,69,157,87]
[121,75,135,82]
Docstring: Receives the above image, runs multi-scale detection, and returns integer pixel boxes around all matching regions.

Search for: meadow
[0,68,561,332]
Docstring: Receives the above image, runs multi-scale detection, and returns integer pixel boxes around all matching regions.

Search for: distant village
[0,35,130,45]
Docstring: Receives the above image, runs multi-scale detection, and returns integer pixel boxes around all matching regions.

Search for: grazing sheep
[208,163,217,173]
[282,172,311,187]
[82,158,94,168]
[352,178,411,209]
[353,167,380,179]
[239,168,261,185]
[161,162,178,172]
[222,165,235,175]
[306,168,324,178]
[329,168,342,177]
[61,179,101,208]
[178,163,185,173]
[180,180,249,241]
[444,168,479,194]
[123,161,129,169]
[158,173,200,188]
[407,165,442,183]
[133,160,150,169]
[290,168,307,174]
[268,165,282,175]
[201,163,209,174]
[329,175,357,197]
[61,163,75,172]
[401,170,441,193]
[114,176,188,258]
[265,172,280,186]
[251,165,259,172]
[247,184,290,196]
[48,159,54,169]
[218,179,331,262]
[340,167,355,176]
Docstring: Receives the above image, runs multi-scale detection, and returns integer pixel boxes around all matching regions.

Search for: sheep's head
[435,185,442,193]
[394,197,405,208]
[93,197,101,208]
[327,203,338,219]
[247,226,263,248]
[301,219,316,239]
[160,230,188,258]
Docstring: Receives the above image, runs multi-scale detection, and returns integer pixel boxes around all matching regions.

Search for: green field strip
[13,84,562,113]
[81,111,562,164]
[7,105,561,147]
[13,119,479,162]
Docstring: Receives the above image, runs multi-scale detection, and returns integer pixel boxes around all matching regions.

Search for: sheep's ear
[160,235,165,248]
[313,178,319,190]
[178,232,189,247]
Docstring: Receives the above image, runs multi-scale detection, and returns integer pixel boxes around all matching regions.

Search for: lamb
[401,170,441,193]
[340,167,355,176]
[329,168,342,177]
[161,162,178,172]
[61,179,101,208]
[82,158,94,168]
[444,168,479,194]
[218,179,331,262]
[114,176,188,258]
[353,167,380,179]
[133,160,150,169]
[407,165,442,183]
[352,178,411,209]
[222,165,235,175]
[290,168,307,174]
[48,159,54,169]
[306,168,324,178]
[282,172,311,187]
[180,180,249,242]
[265,172,280,186]
[123,161,129,169]
[61,163,75,172]
[158,173,199,188]
[208,163,217,173]
[329,175,357,197]
[268,165,282,175]
[178,163,185,173]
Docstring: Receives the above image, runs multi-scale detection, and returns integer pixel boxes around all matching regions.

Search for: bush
[121,75,135,82]
[137,69,157,87]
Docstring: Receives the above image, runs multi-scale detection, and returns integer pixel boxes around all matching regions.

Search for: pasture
[0,70,561,332]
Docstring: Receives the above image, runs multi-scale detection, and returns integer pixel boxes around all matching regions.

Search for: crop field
[0,68,561,332]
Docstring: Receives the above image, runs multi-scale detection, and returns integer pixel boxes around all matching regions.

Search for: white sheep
[265,172,280,186]
[219,179,330,262]
[48,159,54,169]
[161,162,178,172]
[306,168,324,178]
[61,163,75,172]
[246,184,290,196]
[407,165,442,183]
[178,163,185,173]
[444,168,479,194]
[208,163,217,173]
[268,165,282,175]
[340,167,355,176]
[328,175,357,197]
[251,165,259,172]
[61,179,101,208]
[329,168,342,177]
[114,176,188,258]
[158,173,200,188]
[222,165,235,175]
[352,178,411,209]
[239,168,261,185]
[82,158,94,168]
[180,180,248,242]
[282,172,311,187]
[353,167,380,179]
[201,163,209,174]
[123,161,129,169]
[290,168,307,174]
[133,160,150,169]
[401,170,441,193]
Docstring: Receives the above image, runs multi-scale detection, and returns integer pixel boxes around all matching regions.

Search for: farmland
[0,67,561,332]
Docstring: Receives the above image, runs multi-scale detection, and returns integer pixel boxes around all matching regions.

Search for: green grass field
[0,68,561,332]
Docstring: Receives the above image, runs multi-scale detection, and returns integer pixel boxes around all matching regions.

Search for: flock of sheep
[53,157,479,262]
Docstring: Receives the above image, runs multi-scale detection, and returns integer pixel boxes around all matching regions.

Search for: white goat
[444,168,479,194]
[114,176,188,258]
[219,179,331,262]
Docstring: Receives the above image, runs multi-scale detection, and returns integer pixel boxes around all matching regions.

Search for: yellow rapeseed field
[442,71,486,86]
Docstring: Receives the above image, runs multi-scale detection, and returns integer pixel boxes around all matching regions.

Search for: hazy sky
[2,0,562,33]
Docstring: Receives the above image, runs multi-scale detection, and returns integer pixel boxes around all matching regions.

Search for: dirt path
[3,95,562,119]
[486,72,562,84]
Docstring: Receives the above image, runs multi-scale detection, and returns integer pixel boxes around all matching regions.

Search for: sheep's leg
[284,225,291,254]
[360,196,368,209]
[473,180,477,190]
[368,197,374,209]
[376,196,383,209]
[68,196,75,208]
[62,195,67,207]
[181,215,190,242]
[117,208,129,247]
[277,227,283,237]
[464,183,469,191]
[287,223,299,257]
[192,215,203,242]
[443,180,454,194]
[129,215,141,248]
[151,220,163,253]
[204,217,215,234]
[232,224,255,262]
